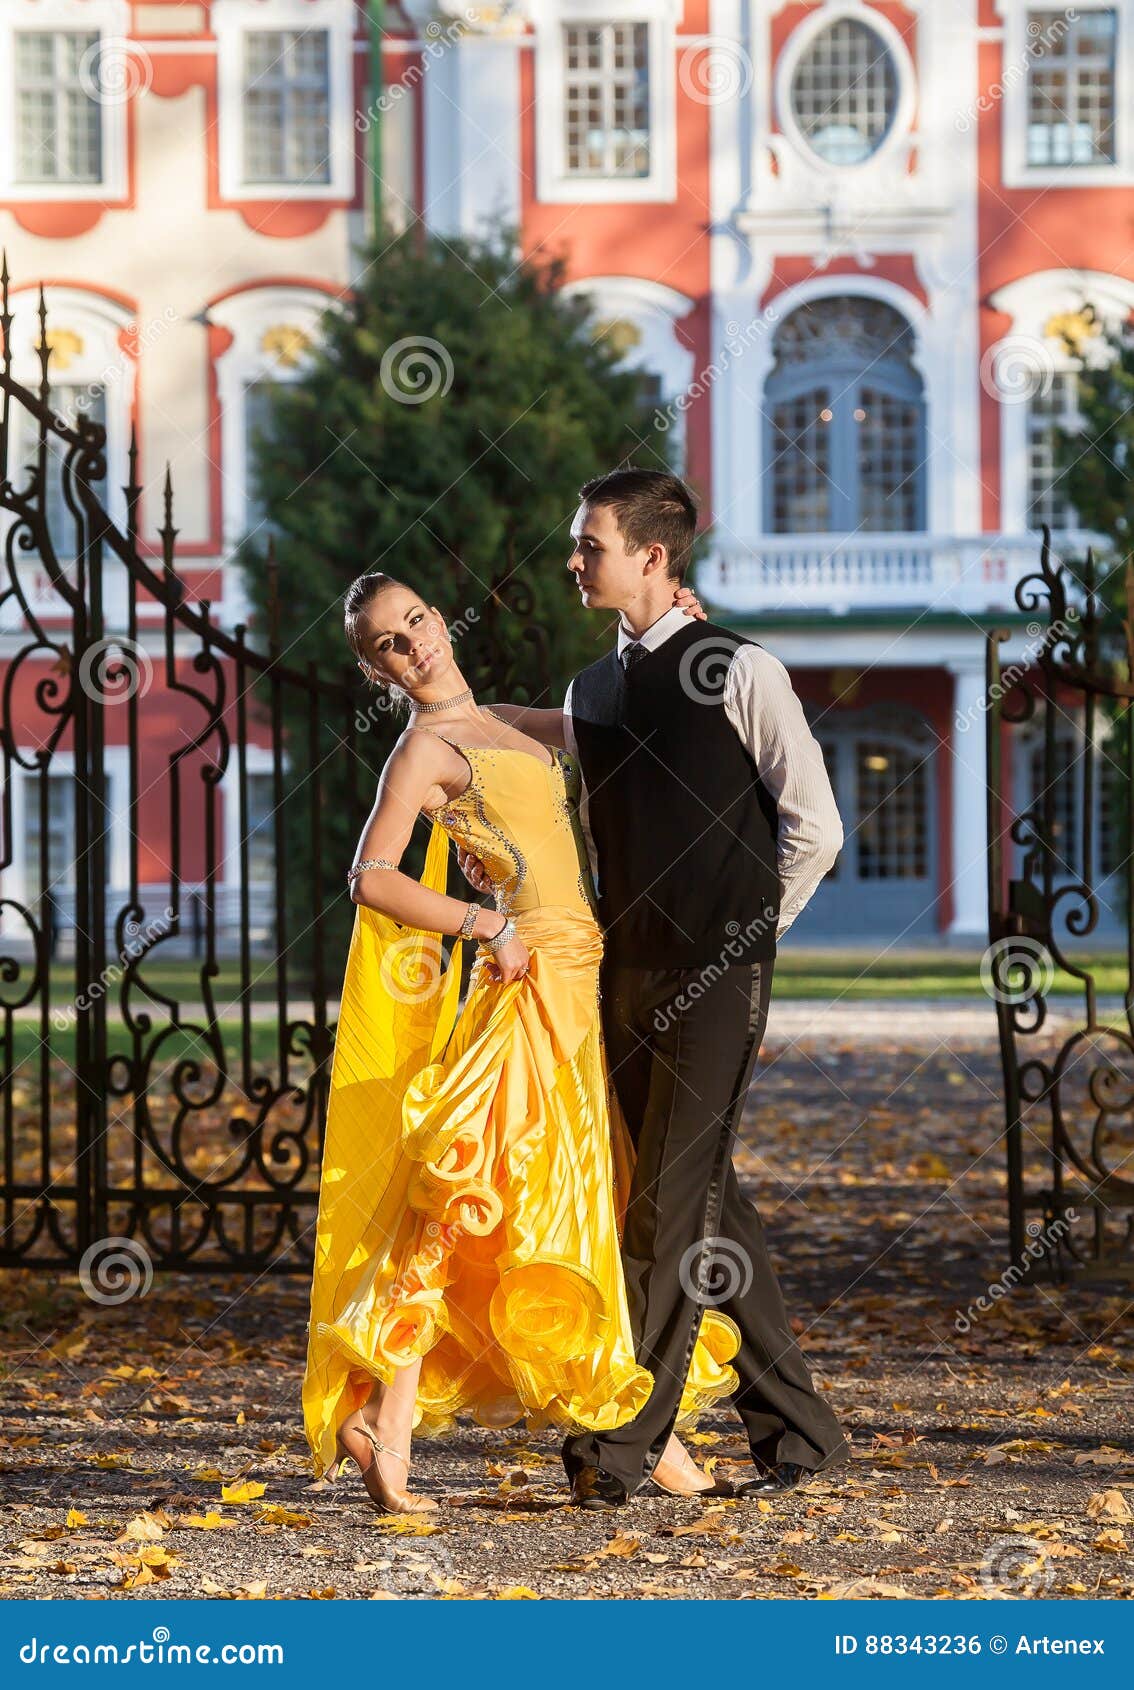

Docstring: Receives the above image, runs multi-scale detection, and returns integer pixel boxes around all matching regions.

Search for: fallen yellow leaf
[220,1480,266,1505]
[256,1506,312,1528]
[1088,1490,1132,1522]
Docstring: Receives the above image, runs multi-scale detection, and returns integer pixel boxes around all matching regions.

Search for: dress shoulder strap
[406,721,460,750]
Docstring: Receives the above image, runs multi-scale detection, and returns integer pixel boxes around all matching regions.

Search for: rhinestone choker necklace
[411,687,475,716]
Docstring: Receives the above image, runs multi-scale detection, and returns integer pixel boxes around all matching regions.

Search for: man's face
[567,500,655,612]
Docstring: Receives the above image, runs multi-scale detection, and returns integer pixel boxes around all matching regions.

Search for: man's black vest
[570,619,781,966]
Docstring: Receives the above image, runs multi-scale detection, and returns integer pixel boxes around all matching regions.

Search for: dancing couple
[303,469,850,1513]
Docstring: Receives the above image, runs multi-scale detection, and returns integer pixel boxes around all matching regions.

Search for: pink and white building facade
[2,0,1133,945]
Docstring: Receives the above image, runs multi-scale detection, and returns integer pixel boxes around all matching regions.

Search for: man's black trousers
[562,957,851,1494]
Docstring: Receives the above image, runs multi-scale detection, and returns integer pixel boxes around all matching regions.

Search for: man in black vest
[465,469,851,1509]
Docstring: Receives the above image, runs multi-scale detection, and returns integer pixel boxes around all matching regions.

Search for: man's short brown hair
[579,468,698,582]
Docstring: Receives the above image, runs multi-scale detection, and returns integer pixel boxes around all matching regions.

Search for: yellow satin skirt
[302,827,739,1477]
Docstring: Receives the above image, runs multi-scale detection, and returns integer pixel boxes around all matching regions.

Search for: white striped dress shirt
[562,606,842,941]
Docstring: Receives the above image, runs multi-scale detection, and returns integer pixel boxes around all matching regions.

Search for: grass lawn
[768,947,1127,999]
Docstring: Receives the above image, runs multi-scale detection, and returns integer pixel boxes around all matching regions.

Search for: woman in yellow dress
[302,573,740,1512]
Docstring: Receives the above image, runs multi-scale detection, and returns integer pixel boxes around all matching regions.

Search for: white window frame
[997,0,1132,186]
[987,268,1134,536]
[0,0,130,201]
[209,285,343,564]
[774,0,918,176]
[534,0,679,203]
[213,0,355,201]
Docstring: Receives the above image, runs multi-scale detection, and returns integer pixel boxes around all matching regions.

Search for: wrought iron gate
[0,264,548,1276]
[987,528,1134,1282]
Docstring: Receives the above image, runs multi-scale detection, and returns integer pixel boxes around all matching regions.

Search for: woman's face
[356,583,455,696]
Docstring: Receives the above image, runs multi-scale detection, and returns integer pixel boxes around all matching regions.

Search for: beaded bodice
[416,725,596,918]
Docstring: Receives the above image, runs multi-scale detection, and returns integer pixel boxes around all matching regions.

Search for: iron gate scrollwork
[0,262,549,1275]
[987,527,1134,1283]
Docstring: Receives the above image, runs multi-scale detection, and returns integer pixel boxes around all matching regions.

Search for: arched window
[765,297,925,534]
[1,287,134,558]
[210,286,341,552]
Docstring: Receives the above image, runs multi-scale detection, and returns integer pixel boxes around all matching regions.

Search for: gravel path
[1,1016,1131,1601]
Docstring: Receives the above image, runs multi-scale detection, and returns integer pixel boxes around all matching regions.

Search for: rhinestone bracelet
[483,917,517,952]
[346,857,397,884]
[457,901,479,940]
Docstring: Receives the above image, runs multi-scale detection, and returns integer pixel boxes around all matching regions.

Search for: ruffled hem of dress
[310,913,746,1463]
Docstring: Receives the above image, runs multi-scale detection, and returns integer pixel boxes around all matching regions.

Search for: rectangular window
[242,29,331,185]
[1028,735,1080,878]
[770,393,832,532]
[24,772,76,901]
[563,21,650,178]
[11,383,108,559]
[242,378,279,537]
[856,742,928,881]
[858,390,922,532]
[1099,740,1126,881]
[1026,369,1079,531]
[244,772,277,889]
[14,30,102,183]
[821,741,840,880]
[1026,9,1117,167]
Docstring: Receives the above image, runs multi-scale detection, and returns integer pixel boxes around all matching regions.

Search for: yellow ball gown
[302,736,741,1478]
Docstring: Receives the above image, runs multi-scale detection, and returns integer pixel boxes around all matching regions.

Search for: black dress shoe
[734,1460,812,1496]
[570,1466,629,1512]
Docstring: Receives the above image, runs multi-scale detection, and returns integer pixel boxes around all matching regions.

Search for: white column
[946,657,991,943]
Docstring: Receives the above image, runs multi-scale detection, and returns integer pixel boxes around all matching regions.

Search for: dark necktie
[621,641,646,673]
